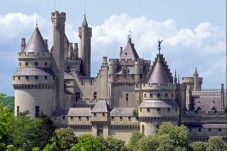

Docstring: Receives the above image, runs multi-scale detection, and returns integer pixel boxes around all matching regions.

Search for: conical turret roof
[147,54,172,84]
[120,37,139,60]
[23,27,49,53]
[82,15,88,26]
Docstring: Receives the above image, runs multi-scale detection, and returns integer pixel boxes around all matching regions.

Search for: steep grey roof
[139,100,179,108]
[192,95,222,112]
[64,72,73,79]
[52,108,91,116]
[13,68,54,76]
[120,38,139,60]
[147,55,171,84]
[110,108,134,117]
[91,100,111,113]
[23,27,49,53]
[82,15,88,26]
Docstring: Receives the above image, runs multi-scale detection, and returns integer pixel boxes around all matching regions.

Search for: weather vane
[158,39,163,54]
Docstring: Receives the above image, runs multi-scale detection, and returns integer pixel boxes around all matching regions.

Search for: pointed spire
[193,67,199,77]
[82,14,88,26]
[23,27,49,53]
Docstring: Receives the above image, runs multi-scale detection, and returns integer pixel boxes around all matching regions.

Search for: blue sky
[0,0,226,95]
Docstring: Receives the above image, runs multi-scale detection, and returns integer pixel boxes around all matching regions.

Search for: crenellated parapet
[18,52,51,59]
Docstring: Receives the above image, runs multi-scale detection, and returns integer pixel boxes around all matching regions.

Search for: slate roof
[139,100,179,108]
[120,38,139,60]
[110,108,134,117]
[147,55,171,84]
[52,108,91,116]
[13,68,54,76]
[23,27,49,53]
[91,100,111,113]
[192,95,222,112]
[82,15,88,26]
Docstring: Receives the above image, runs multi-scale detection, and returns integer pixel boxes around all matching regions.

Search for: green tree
[0,93,7,103]
[43,142,60,151]
[70,134,101,151]
[36,114,55,149]
[99,136,126,151]
[155,134,174,151]
[190,141,207,151]
[52,127,77,150]
[127,131,144,151]
[157,122,189,148]
[137,135,159,151]
[207,136,226,151]
[0,103,14,150]
[8,115,41,151]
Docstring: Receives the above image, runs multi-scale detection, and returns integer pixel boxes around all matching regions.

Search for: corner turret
[79,15,92,76]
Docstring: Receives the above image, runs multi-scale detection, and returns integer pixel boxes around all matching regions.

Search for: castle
[12,11,227,143]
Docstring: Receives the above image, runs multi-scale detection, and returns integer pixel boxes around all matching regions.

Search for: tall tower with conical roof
[79,15,92,76]
[51,11,66,108]
[13,27,55,118]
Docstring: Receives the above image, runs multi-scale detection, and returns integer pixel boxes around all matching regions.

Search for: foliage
[190,141,207,151]
[207,136,226,151]
[155,134,174,151]
[43,142,59,151]
[70,134,101,151]
[137,135,159,151]
[127,131,144,151]
[52,127,77,150]
[0,93,7,103]
[35,114,55,149]
[0,102,14,150]
[8,115,41,151]
[132,109,138,117]
[2,96,14,112]
[157,122,189,148]
[32,147,40,151]
[99,136,126,151]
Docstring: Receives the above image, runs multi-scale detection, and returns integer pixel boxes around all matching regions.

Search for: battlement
[51,11,66,19]
[109,58,150,65]
[65,57,81,62]
[140,83,178,90]
[18,52,51,59]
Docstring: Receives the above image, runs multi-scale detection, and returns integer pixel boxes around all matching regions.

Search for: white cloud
[0,13,226,95]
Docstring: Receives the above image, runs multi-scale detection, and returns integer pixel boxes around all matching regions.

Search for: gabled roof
[147,54,172,84]
[91,100,111,113]
[120,37,139,60]
[52,108,91,116]
[23,27,49,53]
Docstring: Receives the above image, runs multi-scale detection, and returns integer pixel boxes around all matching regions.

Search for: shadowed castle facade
[13,11,227,143]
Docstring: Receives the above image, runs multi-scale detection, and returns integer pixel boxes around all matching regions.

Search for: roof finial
[128,30,132,41]
[178,74,180,84]
[158,39,163,54]
[84,0,87,16]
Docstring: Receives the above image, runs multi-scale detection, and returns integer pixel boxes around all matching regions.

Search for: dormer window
[35,62,38,66]
[25,62,28,66]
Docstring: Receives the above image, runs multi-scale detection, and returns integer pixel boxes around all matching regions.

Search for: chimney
[44,39,48,48]
[21,38,26,52]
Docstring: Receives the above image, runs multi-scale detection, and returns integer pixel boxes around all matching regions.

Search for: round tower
[13,27,55,118]
[79,15,92,76]
[135,59,143,83]
[108,59,117,83]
